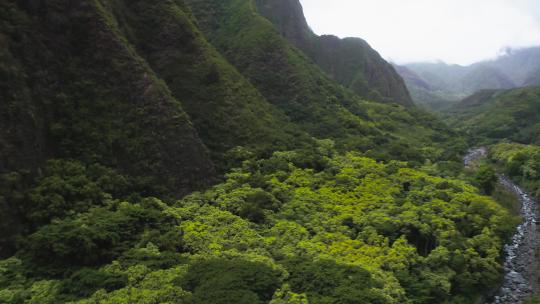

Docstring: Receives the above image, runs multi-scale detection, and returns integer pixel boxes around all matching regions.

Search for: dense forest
[1,0,540,303]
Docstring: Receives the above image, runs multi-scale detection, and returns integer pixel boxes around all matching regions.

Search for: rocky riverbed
[464,148,540,303]
[491,175,540,304]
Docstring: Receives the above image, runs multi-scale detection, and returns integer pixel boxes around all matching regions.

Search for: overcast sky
[300,0,540,65]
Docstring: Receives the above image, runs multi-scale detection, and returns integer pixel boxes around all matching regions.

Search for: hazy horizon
[300,0,540,65]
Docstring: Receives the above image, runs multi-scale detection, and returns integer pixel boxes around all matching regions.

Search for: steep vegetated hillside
[446,87,540,144]
[101,0,312,165]
[0,0,461,258]
[184,0,463,163]
[0,0,519,303]
[0,0,219,253]
[0,0,218,195]
[255,0,413,106]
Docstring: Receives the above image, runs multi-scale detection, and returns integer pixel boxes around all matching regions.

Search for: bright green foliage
[76,264,191,304]
[491,142,540,199]
[270,285,309,304]
[474,164,498,195]
[0,147,516,303]
[184,150,514,303]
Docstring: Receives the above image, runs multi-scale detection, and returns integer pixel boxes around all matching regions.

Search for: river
[464,148,540,303]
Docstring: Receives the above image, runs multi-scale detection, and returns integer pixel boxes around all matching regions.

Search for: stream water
[464,148,540,303]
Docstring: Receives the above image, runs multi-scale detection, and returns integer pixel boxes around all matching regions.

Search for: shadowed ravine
[465,148,540,303]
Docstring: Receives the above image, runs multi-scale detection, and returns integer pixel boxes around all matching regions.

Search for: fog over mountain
[395,47,540,109]
[301,0,540,65]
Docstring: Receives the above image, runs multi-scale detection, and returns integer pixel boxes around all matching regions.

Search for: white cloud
[300,0,540,65]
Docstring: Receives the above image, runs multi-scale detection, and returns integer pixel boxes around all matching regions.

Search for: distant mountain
[397,46,540,110]
[487,47,540,85]
[393,64,465,110]
[459,64,515,92]
[393,65,431,90]
[255,0,413,106]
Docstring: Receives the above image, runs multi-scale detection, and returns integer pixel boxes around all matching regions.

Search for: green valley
[1,0,539,303]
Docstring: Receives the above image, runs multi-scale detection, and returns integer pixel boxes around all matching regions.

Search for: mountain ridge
[397,46,540,109]
[255,0,414,106]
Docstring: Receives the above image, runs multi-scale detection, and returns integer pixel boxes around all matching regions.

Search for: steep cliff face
[0,0,216,196]
[255,0,413,106]
[102,0,309,169]
[255,0,313,50]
